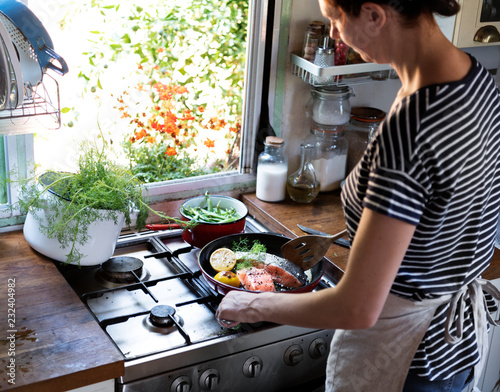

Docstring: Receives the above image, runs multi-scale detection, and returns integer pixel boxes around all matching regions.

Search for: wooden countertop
[241,191,500,282]
[0,231,124,392]
[0,191,498,392]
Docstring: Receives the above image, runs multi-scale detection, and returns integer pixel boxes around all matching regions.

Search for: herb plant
[14,139,190,265]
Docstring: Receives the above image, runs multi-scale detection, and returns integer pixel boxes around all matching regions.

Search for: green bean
[181,196,240,223]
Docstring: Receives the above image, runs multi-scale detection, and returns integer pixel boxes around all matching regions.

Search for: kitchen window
[0,0,273,229]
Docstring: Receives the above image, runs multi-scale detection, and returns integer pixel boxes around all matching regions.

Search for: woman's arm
[215,208,417,330]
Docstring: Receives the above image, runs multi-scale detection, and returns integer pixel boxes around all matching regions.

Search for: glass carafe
[286,145,320,203]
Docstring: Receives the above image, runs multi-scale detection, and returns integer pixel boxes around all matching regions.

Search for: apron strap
[444,278,500,391]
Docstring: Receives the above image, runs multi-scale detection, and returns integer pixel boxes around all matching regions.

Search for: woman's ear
[360,2,387,35]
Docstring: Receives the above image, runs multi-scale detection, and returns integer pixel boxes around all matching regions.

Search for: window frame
[0,0,272,230]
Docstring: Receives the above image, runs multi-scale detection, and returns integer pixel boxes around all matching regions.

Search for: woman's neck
[387,15,471,107]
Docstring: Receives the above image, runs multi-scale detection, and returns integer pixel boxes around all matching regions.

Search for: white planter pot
[23,206,125,266]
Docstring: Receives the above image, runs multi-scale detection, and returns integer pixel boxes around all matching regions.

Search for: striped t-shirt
[341,55,500,380]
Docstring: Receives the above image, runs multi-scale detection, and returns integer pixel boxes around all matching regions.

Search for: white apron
[325,278,500,392]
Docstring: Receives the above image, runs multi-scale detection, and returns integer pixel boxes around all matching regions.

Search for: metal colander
[0,11,41,88]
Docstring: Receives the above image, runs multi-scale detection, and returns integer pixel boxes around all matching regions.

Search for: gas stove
[56,217,336,392]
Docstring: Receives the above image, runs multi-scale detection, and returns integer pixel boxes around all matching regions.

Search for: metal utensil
[281,229,348,271]
[0,16,23,109]
[297,224,351,249]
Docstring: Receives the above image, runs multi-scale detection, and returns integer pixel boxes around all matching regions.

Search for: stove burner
[149,305,176,327]
[101,256,144,283]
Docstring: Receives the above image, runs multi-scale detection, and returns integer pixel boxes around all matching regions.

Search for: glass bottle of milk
[256,136,288,202]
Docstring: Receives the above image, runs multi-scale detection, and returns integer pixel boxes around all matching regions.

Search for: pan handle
[36,37,69,75]
[146,223,183,231]
[42,47,69,76]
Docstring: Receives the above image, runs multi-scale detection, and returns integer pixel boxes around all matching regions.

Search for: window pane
[31,0,249,185]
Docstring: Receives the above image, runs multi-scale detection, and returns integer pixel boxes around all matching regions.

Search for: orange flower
[204,138,215,148]
[181,109,195,121]
[157,48,164,53]
[134,129,148,140]
[137,63,143,70]
[165,147,177,156]
[147,136,156,143]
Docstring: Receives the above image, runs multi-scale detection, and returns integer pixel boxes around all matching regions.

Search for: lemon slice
[210,248,237,272]
[214,271,241,287]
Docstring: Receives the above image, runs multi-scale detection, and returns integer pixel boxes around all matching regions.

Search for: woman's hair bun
[424,0,460,17]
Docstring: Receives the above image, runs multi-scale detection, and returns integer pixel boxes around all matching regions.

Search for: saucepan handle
[146,223,183,231]
[42,46,69,76]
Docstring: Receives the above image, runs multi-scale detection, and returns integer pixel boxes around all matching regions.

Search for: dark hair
[331,0,460,20]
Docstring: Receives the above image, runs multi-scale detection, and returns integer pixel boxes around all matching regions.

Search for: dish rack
[0,73,61,135]
[290,53,393,86]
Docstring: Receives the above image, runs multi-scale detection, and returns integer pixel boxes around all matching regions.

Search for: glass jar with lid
[307,85,353,131]
[256,136,288,202]
[303,126,348,192]
[345,107,386,174]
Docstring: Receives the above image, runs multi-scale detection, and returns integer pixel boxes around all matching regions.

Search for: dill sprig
[231,238,267,271]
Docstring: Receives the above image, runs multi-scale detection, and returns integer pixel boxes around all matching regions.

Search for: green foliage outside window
[64,0,248,183]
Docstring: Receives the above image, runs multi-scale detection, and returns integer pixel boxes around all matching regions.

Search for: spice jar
[345,107,386,174]
[287,145,320,203]
[256,136,288,202]
[313,47,335,85]
[302,26,320,62]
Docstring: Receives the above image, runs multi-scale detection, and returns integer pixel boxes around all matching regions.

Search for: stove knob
[243,355,263,378]
[309,337,328,359]
[199,369,220,391]
[171,376,192,392]
[284,344,304,366]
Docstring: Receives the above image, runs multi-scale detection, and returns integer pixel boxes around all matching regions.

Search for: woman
[216,1,500,391]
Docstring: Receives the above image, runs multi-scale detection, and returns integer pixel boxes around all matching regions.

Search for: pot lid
[351,107,386,123]
[311,85,352,100]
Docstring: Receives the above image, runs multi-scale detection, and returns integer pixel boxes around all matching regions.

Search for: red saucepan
[198,232,326,295]
[146,195,249,248]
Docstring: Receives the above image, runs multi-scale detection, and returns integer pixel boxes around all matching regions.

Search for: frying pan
[198,233,326,295]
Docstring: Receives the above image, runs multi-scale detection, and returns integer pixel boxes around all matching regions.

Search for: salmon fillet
[237,268,276,292]
[264,264,303,288]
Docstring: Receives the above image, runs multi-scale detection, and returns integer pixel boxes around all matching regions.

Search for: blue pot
[0,0,68,76]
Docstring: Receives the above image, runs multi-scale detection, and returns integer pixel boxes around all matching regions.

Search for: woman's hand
[215,290,264,327]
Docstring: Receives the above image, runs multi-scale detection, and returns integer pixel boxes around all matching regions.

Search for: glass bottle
[256,136,288,202]
[287,145,320,203]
